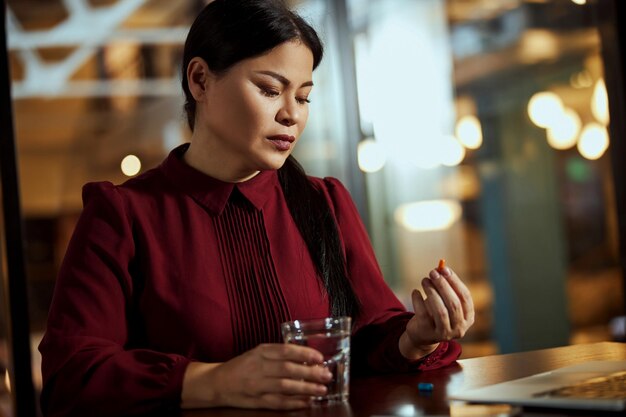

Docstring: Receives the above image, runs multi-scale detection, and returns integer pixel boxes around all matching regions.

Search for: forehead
[236,41,315,81]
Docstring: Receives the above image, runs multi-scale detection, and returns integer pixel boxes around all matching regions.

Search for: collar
[160,143,279,215]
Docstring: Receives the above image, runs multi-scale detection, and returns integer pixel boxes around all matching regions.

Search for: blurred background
[1,0,624,414]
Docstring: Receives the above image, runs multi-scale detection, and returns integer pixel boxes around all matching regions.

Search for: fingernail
[441,266,450,277]
[429,270,440,280]
[317,385,328,394]
[324,370,333,380]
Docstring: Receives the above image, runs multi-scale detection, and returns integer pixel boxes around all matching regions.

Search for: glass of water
[281,316,351,403]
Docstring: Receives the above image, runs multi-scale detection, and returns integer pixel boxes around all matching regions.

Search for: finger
[411,289,432,323]
[440,267,475,322]
[258,343,324,364]
[422,278,452,337]
[265,360,332,384]
[427,270,464,328]
[262,377,328,397]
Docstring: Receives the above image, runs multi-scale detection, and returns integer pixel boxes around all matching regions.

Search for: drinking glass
[281,316,351,403]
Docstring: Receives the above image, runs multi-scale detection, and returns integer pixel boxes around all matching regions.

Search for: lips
[267,135,295,152]
[268,135,295,143]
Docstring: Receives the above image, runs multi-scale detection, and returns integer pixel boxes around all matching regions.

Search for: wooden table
[181,342,626,417]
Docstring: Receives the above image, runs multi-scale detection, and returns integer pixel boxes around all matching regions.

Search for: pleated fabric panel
[213,190,290,355]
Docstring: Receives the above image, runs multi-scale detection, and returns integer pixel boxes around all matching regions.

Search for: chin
[259,155,291,171]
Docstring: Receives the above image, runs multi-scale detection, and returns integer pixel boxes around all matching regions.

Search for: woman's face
[195,41,314,177]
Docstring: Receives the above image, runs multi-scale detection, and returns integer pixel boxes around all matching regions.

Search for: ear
[187,57,213,102]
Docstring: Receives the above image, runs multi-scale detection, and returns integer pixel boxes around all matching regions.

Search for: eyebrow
[254,70,314,88]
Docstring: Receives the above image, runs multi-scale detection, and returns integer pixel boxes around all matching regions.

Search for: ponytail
[278,156,360,318]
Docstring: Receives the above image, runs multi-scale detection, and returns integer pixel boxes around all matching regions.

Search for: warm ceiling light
[357,138,386,173]
[569,70,593,89]
[519,30,559,64]
[121,154,141,177]
[571,0,586,5]
[455,115,483,149]
[578,123,609,160]
[591,78,610,126]
[546,108,581,150]
[394,200,462,232]
[528,91,564,128]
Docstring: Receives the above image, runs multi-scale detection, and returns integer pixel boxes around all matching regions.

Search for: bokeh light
[546,108,581,150]
[121,154,141,177]
[357,138,386,173]
[394,200,462,232]
[591,78,610,126]
[455,115,483,149]
[577,123,609,160]
[528,91,564,128]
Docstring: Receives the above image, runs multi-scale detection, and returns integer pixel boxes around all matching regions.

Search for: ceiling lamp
[546,108,581,150]
[591,78,610,126]
[577,123,609,160]
[455,115,483,150]
[528,91,564,128]
[394,200,462,232]
[121,154,141,177]
[357,138,386,173]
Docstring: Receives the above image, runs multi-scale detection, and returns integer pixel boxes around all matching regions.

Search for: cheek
[239,94,276,131]
[211,83,260,116]
[298,108,310,134]
[210,89,267,134]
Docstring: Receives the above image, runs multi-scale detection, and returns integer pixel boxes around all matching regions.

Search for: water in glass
[286,329,350,402]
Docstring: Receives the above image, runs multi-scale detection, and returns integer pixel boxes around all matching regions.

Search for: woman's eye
[296,97,311,105]
[260,88,279,97]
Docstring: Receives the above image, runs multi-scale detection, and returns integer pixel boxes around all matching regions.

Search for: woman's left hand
[399,266,475,360]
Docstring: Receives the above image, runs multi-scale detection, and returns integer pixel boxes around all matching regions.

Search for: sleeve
[38,182,190,417]
[320,177,461,375]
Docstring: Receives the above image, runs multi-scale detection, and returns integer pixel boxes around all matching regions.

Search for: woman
[39,0,475,415]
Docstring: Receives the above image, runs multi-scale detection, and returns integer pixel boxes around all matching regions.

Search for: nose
[276,99,299,127]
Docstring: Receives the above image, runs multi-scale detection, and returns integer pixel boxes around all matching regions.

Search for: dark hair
[182,0,323,131]
[181,0,360,318]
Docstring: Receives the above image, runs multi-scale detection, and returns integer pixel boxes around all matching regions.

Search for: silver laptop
[449,360,626,411]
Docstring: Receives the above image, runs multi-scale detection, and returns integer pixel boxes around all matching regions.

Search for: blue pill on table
[417,382,434,392]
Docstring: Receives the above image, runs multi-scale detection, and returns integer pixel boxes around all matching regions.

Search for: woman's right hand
[181,343,333,410]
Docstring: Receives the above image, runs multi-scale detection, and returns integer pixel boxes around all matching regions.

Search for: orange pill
[438,258,446,272]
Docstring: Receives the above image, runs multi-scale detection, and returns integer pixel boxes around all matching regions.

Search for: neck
[183,135,260,183]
